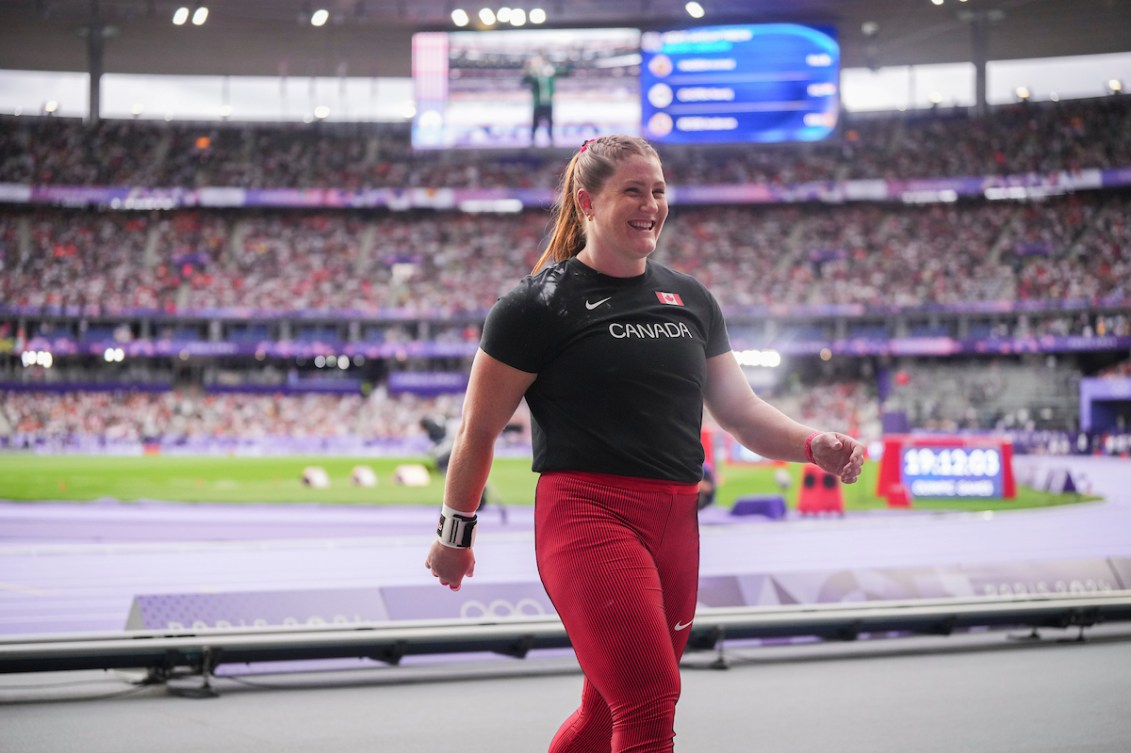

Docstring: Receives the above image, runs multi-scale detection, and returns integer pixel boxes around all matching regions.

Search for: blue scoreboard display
[640,23,840,145]
[899,444,1005,498]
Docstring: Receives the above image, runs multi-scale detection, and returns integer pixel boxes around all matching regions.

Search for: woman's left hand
[810,432,866,484]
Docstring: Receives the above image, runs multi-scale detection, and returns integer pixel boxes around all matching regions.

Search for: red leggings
[535,471,701,753]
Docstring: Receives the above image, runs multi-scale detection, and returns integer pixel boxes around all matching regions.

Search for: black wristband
[437,504,477,548]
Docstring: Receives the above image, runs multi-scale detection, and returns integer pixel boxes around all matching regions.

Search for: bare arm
[703,351,864,483]
[425,348,536,590]
[442,348,536,514]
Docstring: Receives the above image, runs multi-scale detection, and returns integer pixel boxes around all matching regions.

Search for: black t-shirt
[481,257,731,483]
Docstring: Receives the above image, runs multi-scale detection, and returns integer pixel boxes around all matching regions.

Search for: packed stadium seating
[3,96,1129,187]
[2,96,1129,453]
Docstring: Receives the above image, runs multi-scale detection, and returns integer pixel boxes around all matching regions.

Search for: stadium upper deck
[2,96,1129,188]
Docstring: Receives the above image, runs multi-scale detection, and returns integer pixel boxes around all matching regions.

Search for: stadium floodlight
[314,104,330,119]
[510,8,525,25]
[685,2,705,18]
[497,7,511,23]
[451,8,470,26]
[1109,79,1124,94]
[529,7,546,24]
[478,8,496,26]
[22,350,54,369]
[311,9,329,27]
[191,5,208,26]
[172,6,189,25]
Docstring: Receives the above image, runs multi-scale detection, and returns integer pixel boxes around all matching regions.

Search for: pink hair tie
[804,431,820,464]
[579,138,595,153]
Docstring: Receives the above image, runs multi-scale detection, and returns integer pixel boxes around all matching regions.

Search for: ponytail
[532,134,660,275]
[533,151,586,274]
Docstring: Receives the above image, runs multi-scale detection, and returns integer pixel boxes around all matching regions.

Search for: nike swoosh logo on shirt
[585,297,611,310]
[674,620,693,631]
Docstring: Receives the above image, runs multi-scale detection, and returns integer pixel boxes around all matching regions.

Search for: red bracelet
[804,431,820,464]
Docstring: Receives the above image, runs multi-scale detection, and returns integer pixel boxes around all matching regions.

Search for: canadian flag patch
[655,291,684,306]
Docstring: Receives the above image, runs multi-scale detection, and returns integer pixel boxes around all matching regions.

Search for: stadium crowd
[1,96,1129,189]
[5,357,1128,455]
[2,96,1129,453]
[0,389,463,449]
[3,192,1129,318]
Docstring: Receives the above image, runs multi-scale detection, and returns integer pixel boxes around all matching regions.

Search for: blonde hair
[532,134,661,274]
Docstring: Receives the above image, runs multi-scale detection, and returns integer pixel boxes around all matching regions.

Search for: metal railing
[3,592,1129,681]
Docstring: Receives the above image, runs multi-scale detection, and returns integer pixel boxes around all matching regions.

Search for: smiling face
[576,153,668,277]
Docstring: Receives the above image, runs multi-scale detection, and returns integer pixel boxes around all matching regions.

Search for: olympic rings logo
[459,597,549,620]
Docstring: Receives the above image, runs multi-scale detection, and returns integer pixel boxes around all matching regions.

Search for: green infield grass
[0,453,1098,511]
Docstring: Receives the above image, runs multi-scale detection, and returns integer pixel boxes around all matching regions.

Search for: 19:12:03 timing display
[900,446,1004,498]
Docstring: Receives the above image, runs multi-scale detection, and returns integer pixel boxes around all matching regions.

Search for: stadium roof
[0,0,1128,79]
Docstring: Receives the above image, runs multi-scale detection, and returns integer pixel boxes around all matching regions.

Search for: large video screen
[640,23,840,145]
[412,28,642,150]
[411,23,839,150]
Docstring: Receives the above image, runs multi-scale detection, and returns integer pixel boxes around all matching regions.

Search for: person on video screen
[522,54,571,147]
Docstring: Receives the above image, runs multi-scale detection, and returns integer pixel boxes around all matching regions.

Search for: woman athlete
[426,134,865,752]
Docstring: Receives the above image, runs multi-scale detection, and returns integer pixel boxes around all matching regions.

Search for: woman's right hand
[425,539,476,591]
